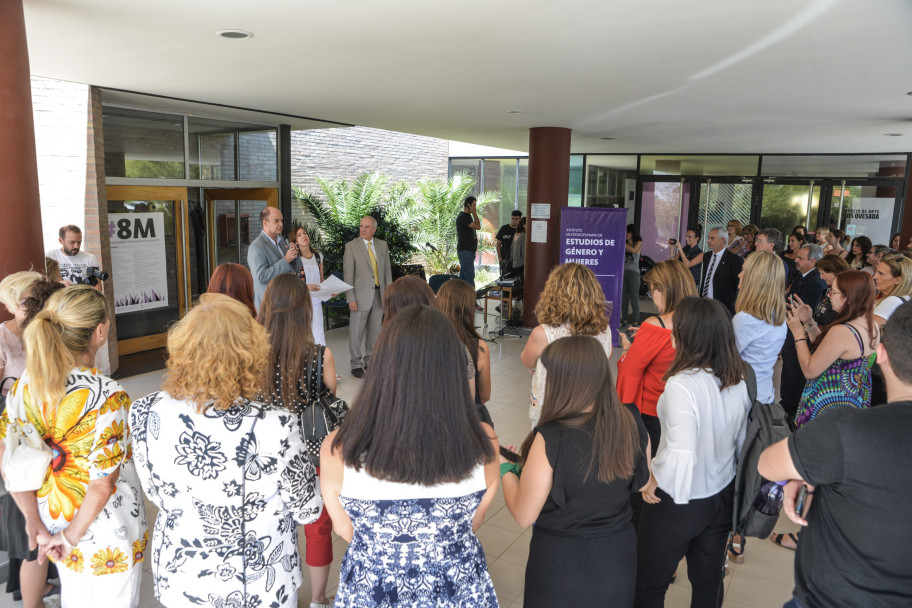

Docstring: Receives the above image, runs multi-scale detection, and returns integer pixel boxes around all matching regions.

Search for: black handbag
[299,347,349,468]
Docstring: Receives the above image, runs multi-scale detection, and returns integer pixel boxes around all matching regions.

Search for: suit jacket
[247,231,293,310]
[787,267,828,313]
[343,237,393,308]
[699,249,743,314]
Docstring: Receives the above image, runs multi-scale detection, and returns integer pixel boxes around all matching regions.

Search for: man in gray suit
[343,216,392,378]
[247,206,297,311]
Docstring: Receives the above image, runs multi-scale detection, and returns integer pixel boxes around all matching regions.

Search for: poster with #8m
[109,212,169,313]
[559,207,627,346]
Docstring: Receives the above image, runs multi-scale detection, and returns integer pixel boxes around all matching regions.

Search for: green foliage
[293,176,416,276]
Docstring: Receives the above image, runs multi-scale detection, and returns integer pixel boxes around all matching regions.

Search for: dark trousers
[631,414,661,529]
[635,482,733,608]
[779,336,803,425]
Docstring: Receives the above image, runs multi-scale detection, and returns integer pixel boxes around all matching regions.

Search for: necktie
[367,242,379,286]
[702,253,717,298]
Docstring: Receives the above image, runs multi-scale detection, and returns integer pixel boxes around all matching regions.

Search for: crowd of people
[1,214,911,608]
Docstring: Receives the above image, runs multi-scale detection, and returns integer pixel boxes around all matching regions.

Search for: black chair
[428,273,457,294]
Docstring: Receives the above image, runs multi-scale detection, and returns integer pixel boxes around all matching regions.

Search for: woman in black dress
[500,336,650,608]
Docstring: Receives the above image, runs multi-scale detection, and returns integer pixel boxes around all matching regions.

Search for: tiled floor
[1,299,800,608]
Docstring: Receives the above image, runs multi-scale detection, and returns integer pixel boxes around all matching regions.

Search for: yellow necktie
[368,242,379,286]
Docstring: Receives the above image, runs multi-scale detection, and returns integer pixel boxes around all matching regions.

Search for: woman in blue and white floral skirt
[320,305,501,607]
[129,294,322,608]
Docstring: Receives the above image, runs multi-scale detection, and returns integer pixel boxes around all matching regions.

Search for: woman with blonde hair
[129,294,322,607]
[873,254,912,326]
[814,226,830,249]
[617,259,696,453]
[521,263,611,427]
[733,251,788,404]
[0,286,147,607]
[0,271,42,392]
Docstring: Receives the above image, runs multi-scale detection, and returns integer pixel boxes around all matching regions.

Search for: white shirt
[704,250,724,299]
[874,295,911,321]
[653,369,751,504]
[45,248,99,284]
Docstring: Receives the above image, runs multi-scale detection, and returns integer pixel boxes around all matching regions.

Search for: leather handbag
[2,378,53,492]
[300,347,349,467]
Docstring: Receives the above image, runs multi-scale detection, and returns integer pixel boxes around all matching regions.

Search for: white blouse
[653,369,751,504]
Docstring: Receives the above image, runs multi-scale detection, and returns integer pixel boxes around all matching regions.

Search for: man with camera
[46,225,107,289]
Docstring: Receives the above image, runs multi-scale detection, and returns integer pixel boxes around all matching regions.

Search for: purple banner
[559,207,627,345]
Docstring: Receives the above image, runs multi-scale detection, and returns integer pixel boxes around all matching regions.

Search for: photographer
[45,225,107,290]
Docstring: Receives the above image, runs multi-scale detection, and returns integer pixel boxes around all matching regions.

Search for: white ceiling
[22,0,912,154]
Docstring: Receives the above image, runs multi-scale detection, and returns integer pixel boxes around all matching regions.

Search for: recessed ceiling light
[884,133,904,136]
[506,110,524,114]
[907,92,912,96]
[217,29,253,40]
[601,137,615,140]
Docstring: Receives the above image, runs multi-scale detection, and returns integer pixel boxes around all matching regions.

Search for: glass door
[695,180,753,251]
[106,186,190,355]
[639,180,691,263]
[203,188,279,278]
[828,181,899,246]
[759,181,821,241]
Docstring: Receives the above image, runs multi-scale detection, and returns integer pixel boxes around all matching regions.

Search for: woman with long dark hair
[891,232,902,250]
[847,236,873,272]
[669,225,702,285]
[827,229,848,259]
[258,274,342,608]
[501,336,648,607]
[207,262,256,316]
[289,226,329,346]
[438,278,491,405]
[635,297,751,608]
[320,305,499,607]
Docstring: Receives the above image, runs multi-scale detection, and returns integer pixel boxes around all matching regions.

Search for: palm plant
[413,173,500,275]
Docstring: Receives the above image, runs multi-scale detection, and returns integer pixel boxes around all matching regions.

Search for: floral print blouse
[129,392,322,608]
[0,368,148,577]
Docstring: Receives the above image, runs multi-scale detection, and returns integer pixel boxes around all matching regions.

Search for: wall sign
[109,212,169,313]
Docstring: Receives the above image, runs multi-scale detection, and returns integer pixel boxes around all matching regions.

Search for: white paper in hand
[314,275,353,302]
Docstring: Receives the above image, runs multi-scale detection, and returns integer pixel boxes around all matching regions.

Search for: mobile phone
[499,446,520,463]
[795,484,809,517]
[670,238,677,245]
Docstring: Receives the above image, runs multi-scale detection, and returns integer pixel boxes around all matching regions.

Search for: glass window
[696,182,753,250]
[449,159,482,197]
[103,107,185,179]
[188,118,236,180]
[518,159,528,212]
[759,183,821,244]
[568,155,583,207]
[584,155,637,208]
[640,155,759,177]
[481,159,520,229]
[239,130,278,181]
[640,181,691,263]
[829,184,898,246]
[761,155,908,178]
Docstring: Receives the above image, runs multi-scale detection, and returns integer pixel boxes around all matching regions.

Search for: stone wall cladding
[290,126,448,197]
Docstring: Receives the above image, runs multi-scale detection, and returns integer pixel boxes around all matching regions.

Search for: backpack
[730,364,791,555]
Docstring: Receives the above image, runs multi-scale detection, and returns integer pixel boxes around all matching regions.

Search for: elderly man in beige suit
[343,216,392,378]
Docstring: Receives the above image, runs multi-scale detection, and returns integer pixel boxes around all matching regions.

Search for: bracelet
[795,338,807,343]
[500,462,522,479]
[60,529,75,548]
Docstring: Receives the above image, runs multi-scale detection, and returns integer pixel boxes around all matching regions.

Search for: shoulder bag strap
[315,345,326,394]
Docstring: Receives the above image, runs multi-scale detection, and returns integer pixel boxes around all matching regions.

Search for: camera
[73,267,110,286]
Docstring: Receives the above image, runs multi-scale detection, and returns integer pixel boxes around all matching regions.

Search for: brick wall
[291,126,448,196]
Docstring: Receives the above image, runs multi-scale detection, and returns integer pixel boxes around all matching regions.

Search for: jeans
[458,250,476,286]
[622,269,641,325]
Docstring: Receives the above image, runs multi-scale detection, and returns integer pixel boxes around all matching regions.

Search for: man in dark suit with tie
[699,227,744,314]
[780,243,827,424]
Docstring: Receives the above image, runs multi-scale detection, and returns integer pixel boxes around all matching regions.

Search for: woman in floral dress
[0,286,147,607]
[129,294,322,608]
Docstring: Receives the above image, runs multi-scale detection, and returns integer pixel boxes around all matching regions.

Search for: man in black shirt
[495,210,522,276]
[456,196,480,285]
[759,300,912,608]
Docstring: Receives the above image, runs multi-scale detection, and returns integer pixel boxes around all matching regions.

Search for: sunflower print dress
[0,368,148,578]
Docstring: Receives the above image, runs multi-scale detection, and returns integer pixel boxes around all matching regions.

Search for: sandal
[728,534,744,564]
[770,532,799,551]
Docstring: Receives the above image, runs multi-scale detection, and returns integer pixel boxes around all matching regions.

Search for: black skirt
[524,525,636,608]
[0,494,36,560]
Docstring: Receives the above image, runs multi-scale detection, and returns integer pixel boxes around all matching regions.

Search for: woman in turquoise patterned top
[787,270,879,428]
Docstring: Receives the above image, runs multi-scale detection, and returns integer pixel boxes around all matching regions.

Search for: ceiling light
[506,110,524,114]
[217,29,253,40]
[601,137,615,140]
[884,133,904,136]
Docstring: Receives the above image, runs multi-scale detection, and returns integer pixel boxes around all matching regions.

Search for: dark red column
[522,127,571,327]
[0,1,44,279]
